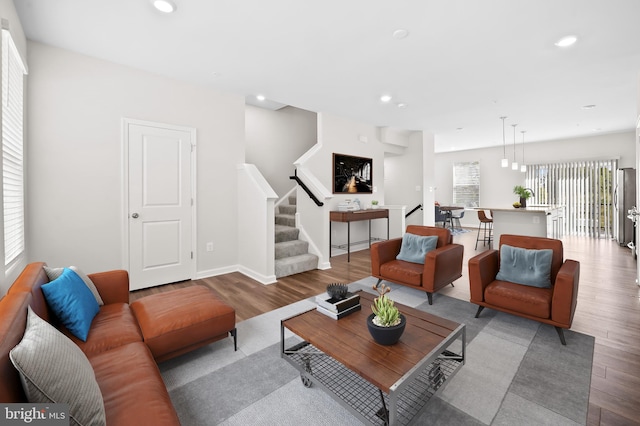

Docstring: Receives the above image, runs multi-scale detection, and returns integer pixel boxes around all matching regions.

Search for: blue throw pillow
[496,244,553,288]
[396,233,439,264]
[41,268,99,341]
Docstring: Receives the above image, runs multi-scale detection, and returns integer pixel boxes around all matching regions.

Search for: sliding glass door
[525,159,617,238]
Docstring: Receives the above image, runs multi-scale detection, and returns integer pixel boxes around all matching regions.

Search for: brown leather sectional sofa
[0,262,235,424]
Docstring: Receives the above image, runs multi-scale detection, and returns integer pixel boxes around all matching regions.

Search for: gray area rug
[159,277,594,425]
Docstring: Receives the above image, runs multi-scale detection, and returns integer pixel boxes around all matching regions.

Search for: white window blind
[453,161,480,208]
[525,159,617,237]
[2,29,26,266]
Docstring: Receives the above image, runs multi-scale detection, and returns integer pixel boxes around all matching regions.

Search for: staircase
[275,195,318,278]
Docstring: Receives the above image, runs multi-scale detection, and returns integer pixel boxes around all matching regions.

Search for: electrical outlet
[206,242,214,252]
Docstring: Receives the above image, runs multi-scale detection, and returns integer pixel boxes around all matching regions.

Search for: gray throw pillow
[43,265,104,306]
[9,307,106,426]
[396,233,439,264]
[496,244,553,288]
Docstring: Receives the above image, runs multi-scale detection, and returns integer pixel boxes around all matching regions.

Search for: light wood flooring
[131,229,640,426]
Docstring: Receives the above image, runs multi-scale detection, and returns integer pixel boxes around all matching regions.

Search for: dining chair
[435,206,448,227]
[451,210,465,230]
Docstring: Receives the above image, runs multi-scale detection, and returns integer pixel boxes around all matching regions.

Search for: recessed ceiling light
[581,104,596,109]
[392,29,409,39]
[380,95,392,103]
[554,35,577,47]
[152,0,177,13]
[256,95,266,101]
[396,102,407,108]
[456,127,464,131]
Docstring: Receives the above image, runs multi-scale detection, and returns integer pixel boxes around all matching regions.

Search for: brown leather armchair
[371,225,464,304]
[468,234,580,345]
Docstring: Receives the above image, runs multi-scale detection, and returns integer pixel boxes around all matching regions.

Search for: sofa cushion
[90,342,180,425]
[496,244,553,288]
[44,265,104,305]
[485,280,553,318]
[41,268,99,341]
[9,307,106,426]
[396,233,438,264]
[62,303,143,357]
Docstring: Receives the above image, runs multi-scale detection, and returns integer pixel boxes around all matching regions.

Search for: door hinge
[191,251,193,259]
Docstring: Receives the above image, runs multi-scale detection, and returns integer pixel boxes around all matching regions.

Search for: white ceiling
[14,0,640,152]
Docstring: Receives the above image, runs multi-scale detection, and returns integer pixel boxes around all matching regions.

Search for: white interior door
[126,121,194,290]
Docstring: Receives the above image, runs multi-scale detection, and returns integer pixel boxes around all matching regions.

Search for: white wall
[434,131,636,227]
[237,164,278,283]
[0,0,27,294]
[384,133,424,226]
[0,0,26,65]
[25,42,245,277]
[299,112,387,262]
[245,105,317,199]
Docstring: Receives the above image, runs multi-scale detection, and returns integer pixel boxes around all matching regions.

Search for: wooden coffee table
[281,290,465,425]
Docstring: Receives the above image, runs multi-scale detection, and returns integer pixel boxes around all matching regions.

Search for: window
[453,161,480,208]
[2,29,26,267]
[525,159,617,237]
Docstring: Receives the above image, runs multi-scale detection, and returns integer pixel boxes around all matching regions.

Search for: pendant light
[500,117,508,167]
[520,131,527,173]
[511,123,519,170]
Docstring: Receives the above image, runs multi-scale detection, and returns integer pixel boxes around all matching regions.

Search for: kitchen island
[480,205,564,249]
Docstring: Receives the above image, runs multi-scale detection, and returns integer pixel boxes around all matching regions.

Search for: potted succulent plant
[366,283,406,345]
[371,200,379,209]
[513,185,532,208]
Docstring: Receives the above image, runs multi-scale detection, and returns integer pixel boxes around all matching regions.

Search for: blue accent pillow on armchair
[396,233,439,264]
[41,268,100,341]
[496,244,553,288]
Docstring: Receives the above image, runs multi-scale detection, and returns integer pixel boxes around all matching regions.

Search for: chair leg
[450,282,454,287]
[375,278,383,288]
[555,327,567,345]
[426,292,433,305]
[475,222,482,250]
[230,328,237,351]
[474,305,485,318]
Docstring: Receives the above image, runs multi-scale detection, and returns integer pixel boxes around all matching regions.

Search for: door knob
[131,213,139,218]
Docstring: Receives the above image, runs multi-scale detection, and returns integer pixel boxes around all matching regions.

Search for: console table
[329,209,389,262]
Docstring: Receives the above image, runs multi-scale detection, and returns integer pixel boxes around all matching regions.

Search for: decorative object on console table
[371,200,379,209]
[367,283,406,345]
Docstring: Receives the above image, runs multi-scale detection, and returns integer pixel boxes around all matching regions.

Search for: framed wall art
[333,153,373,194]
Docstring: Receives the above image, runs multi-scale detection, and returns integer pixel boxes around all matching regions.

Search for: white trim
[196,264,277,285]
[275,186,297,210]
[121,117,197,280]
